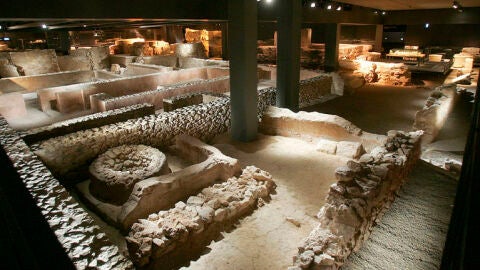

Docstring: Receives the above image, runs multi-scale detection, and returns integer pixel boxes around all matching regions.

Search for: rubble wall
[0,118,134,269]
[413,84,459,144]
[34,89,277,183]
[126,166,276,269]
[291,130,423,269]
[21,103,155,145]
[299,75,333,107]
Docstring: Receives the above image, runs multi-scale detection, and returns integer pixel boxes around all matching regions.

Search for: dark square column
[276,0,301,112]
[228,0,258,142]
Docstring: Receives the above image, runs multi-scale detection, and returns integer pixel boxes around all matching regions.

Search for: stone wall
[34,89,278,183]
[34,98,233,181]
[37,67,227,112]
[21,103,155,145]
[413,84,459,144]
[346,60,411,86]
[163,93,203,112]
[0,118,133,269]
[8,49,60,75]
[260,106,386,152]
[101,76,230,111]
[299,75,333,107]
[291,130,423,269]
[126,166,276,269]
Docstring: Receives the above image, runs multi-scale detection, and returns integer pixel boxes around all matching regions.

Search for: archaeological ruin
[0,0,479,270]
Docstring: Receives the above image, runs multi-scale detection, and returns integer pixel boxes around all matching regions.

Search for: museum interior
[0,0,479,269]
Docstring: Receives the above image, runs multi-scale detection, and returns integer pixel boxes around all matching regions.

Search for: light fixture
[381,11,386,15]
[310,2,316,8]
[336,4,342,11]
[327,4,332,10]
[452,1,459,9]
[424,23,430,29]
[41,24,47,29]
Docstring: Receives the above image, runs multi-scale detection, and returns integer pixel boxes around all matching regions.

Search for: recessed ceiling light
[310,2,316,8]
[327,4,332,10]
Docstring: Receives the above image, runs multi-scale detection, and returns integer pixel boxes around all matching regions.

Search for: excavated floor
[184,134,348,269]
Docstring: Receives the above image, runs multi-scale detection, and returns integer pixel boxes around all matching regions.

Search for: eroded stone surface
[413,84,459,144]
[89,144,170,205]
[293,130,423,269]
[0,118,133,269]
[126,165,276,269]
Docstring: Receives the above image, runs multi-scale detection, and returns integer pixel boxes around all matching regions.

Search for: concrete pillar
[324,23,340,72]
[221,22,229,60]
[228,0,258,142]
[276,0,301,111]
[374,24,383,52]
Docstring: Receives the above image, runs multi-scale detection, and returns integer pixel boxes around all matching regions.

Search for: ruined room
[0,0,479,269]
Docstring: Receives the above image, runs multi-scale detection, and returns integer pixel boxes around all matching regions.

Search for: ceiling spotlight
[425,23,430,29]
[452,1,459,9]
[41,24,47,29]
[336,5,342,11]
[381,11,386,15]
[310,2,316,8]
[327,4,332,10]
[373,10,378,15]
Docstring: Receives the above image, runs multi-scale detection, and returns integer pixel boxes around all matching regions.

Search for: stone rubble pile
[89,144,171,205]
[291,130,423,270]
[413,84,459,144]
[0,118,133,269]
[126,165,276,269]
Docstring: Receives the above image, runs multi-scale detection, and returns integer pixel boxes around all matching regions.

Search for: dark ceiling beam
[0,0,228,20]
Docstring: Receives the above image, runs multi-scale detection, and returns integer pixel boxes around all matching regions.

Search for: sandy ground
[183,134,348,270]
[343,161,457,270]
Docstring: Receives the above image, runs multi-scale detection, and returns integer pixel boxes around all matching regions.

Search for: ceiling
[339,0,480,10]
[1,0,479,32]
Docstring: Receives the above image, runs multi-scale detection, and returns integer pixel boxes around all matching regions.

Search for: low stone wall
[34,98,232,181]
[101,76,229,111]
[0,70,115,95]
[299,75,333,108]
[163,93,203,112]
[349,60,411,86]
[21,103,155,145]
[260,106,386,152]
[291,130,423,269]
[117,135,239,229]
[34,88,278,183]
[0,118,133,269]
[126,165,276,269]
[8,49,60,76]
[413,84,459,144]
[37,67,226,112]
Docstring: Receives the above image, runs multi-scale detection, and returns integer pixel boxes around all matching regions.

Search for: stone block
[336,141,365,159]
[0,92,27,119]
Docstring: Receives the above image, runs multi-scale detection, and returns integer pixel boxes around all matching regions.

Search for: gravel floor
[342,161,457,270]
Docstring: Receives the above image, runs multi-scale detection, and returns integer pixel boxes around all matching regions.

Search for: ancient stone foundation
[290,130,423,269]
[126,165,276,269]
[0,118,133,269]
[413,84,459,144]
[260,106,386,152]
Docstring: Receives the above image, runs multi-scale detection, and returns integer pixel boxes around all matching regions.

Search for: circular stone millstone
[89,144,171,205]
